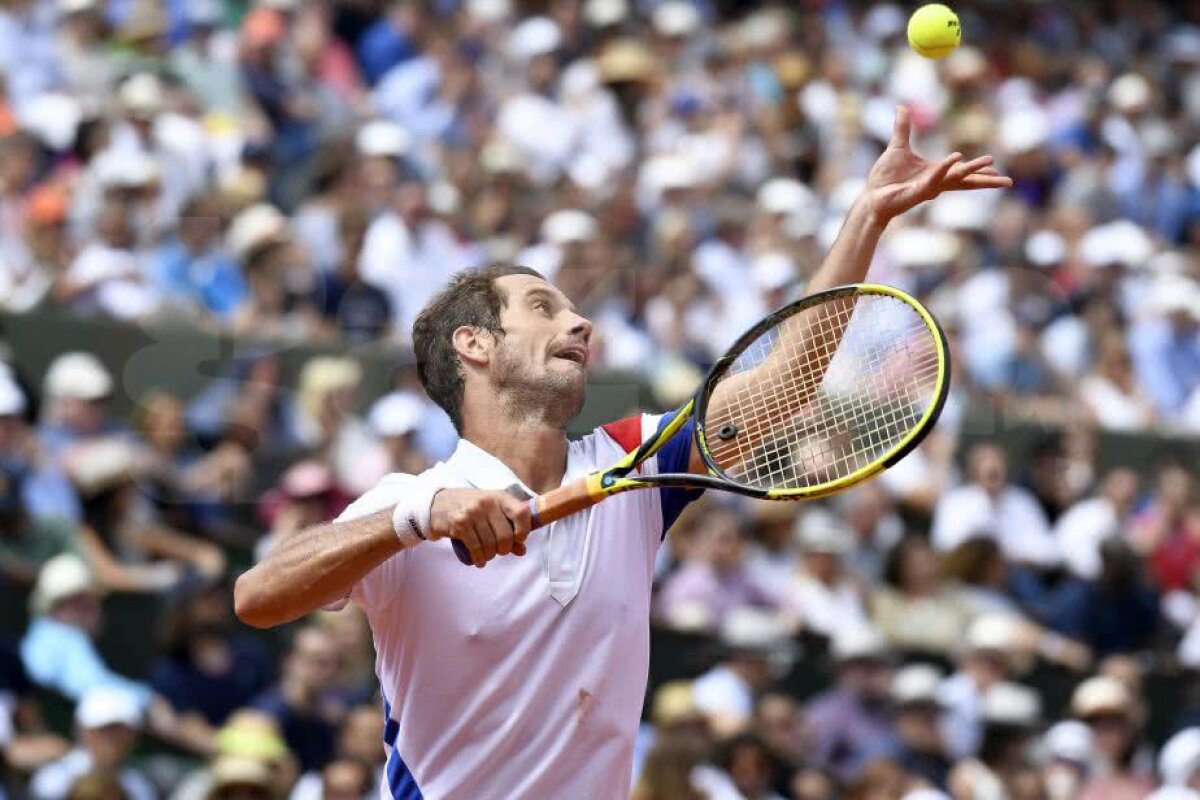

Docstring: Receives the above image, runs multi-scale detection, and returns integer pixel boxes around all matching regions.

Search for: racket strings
[703,293,941,491]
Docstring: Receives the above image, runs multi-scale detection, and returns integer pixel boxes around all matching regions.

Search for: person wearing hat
[0,367,80,524]
[885,665,952,790]
[0,450,83,586]
[1159,727,1200,790]
[205,756,274,800]
[168,710,297,800]
[804,625,896,783]
[255,459,351,564]
[946,682,1043,800]
[28,685,153,800]
[226,203,321,342]
[37,351,123,462]
[1072,675,1156,799]
[366,391,430,476]
[778,506,869,639]
[1041,719,1096,800]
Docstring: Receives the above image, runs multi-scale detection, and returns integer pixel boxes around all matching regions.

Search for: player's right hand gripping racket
[452,283,950,565]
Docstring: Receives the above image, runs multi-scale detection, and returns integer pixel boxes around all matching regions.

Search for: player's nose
[567,312,593,344]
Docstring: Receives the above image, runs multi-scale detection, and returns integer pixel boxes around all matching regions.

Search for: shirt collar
[446,438,535,496]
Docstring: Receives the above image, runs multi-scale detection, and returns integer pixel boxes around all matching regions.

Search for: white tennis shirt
[337,412,698,800]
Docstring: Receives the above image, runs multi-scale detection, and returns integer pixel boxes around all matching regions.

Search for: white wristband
[391,484,439,548]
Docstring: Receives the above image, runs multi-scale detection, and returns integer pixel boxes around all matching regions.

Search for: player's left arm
[689,106,1011,474]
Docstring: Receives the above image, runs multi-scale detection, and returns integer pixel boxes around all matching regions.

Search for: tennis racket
[452,283,950,565]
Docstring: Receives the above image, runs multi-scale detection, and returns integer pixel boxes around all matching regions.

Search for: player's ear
[452,326,492,367]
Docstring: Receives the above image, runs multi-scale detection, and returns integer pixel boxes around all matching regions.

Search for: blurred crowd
[0,0,1197,798]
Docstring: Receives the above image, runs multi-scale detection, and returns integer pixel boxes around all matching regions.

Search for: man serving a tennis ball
[235,107,1008,798]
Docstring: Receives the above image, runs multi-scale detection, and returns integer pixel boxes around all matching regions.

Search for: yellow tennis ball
[907,4,961,60]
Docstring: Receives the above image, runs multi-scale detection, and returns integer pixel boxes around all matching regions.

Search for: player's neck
[460,418,568,493]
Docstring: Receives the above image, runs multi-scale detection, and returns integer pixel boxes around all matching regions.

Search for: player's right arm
[234,488,531,628]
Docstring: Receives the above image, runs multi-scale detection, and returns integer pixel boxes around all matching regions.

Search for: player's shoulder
[575,413,663,461]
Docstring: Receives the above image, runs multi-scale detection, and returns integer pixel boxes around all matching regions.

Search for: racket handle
[451,498,540,565]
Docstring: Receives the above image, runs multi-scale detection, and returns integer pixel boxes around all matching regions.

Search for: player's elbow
[233,569,282,629]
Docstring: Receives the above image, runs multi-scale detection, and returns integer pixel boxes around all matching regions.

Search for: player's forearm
[234,508,403,628]
[806,196,888,295]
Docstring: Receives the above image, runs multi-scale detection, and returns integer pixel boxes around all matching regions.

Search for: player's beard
[491,337,586,429]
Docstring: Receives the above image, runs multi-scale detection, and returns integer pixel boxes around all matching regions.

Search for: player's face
[490,275,594,423]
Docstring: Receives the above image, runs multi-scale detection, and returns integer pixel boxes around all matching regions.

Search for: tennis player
[235,108,1009,799]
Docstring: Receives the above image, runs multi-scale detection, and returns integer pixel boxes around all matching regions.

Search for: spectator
[887,665,952,790]
[311,204,392,344]
[0,635,69,781]
[251,625,345,773]
[1080,331,1160,431]
[287,705,384,800]
[947,683,1043,800]
[226,203,320,341]
[149,579,276,728]
[37,352,126,461]
[1041,720,1096,800]
[753,693,807,778]
[147,193,245,321]
[0,369,77,523]
[872,535,971,658]
[717,732,786,800]
[1055,468,1141,581]
[20,554,152,706]
[316,758,372,800]
[365,391,432,479]
[29,686,152,800]
[692,610,791,739]
[1132,463,1197,594]
[184,349,303,458]
[778,507,869,639]
[1159,728,1200,790]
[743,501,801,599]
[59,199,161,322]
[205,757,273,800]
[168,710,296,800]
[805,625,895,783]
[255,460,352,564]
[64,438,225,593]
[931,443,1059,568]
[1073,675,1157,800]
[0,457,82,587]
[658,504,777,630]
[293,355,376,494]
[1040,537,1160,656]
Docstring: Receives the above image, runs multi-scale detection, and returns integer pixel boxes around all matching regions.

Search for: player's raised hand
[866,105,1013,223]
[430,488,532,567]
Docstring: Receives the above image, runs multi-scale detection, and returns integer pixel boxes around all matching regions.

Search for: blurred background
[0,0,1198,798]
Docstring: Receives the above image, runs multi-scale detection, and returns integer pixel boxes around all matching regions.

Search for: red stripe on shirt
[601,415,642,454]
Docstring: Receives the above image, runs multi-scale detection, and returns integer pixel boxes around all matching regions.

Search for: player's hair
[412,263,544,432]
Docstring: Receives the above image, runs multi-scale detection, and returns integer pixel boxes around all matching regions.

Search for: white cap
[794,507,851,553]
[480,141,527,175]
[1148,277,1200,320]
[983,682,1042,728]
[368,392,424,438]
[76,686,143,730]
[652,1,700,37]
[44,352,113,400]
[888,228,961,269]
[966,613,1025,653]
[750,252,796,293]
[1079,220,1154,269]
[508,16,561,61]
[228,203,289,261]
[643,154,698,194]
[1025,230,1067,267]
[427,182,461,216]
[356,120,410,158]
[32,553,96,615]
[464,0,510,24]
[93,149,160,188]
[720,607,788,653]
[891,664,944,707]
[756,177,816,216]
[832,624,889,662]
[584,0,627,28]
[1109,73,1152,113]
[65,438,138,498]
[1071,675,1134,719]
[863,4,905,41]
[1161,728,1200,786]
[58,0,100,14]
[119,72,165,117]
[541,209,597,244]
[999,106,1049,154]
[1043,720,1093,763]
[0,371,26,416]
[19,92,83,152]
[929,191,995,232]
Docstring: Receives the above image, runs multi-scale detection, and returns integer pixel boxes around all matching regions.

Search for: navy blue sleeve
[653,410,704,539]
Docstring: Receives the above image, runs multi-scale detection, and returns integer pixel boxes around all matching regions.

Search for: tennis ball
[907,4,961,60]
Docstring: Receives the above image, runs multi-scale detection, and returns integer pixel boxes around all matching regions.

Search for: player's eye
[533,299,551,314]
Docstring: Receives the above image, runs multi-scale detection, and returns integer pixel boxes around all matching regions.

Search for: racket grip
[451,494,540,566]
